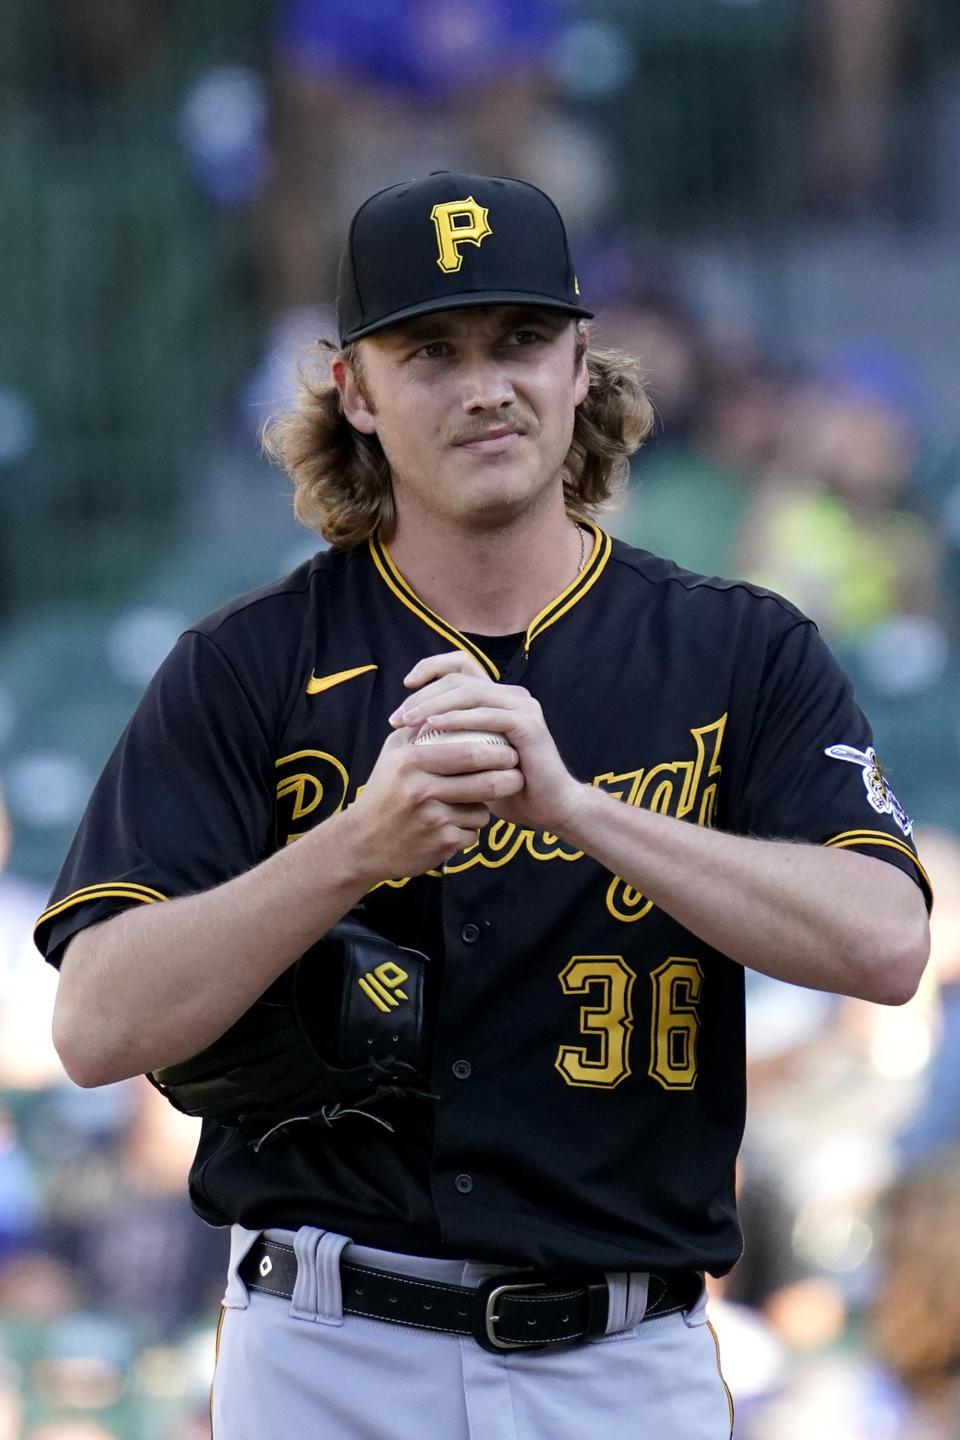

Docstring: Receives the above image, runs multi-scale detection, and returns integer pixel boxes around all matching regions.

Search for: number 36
[555,956,703,1091]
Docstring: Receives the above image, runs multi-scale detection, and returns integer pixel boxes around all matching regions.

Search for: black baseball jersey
[35,526,930,1276]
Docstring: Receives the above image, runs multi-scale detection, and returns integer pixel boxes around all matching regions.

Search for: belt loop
[223,1225,262,1310]
[290,1227,350,1325]
[623,1272,650,1330]
[605,1272,655,1333]
[603,1272,628,1333]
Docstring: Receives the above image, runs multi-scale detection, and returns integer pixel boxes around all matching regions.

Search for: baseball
[413,725,510,749]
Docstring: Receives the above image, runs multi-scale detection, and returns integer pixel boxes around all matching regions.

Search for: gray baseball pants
[211,1226,734,1439]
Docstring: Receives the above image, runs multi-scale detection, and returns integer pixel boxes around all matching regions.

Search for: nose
[458,358,515,413]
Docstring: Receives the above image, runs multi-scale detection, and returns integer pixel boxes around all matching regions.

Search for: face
[335,306,590,534]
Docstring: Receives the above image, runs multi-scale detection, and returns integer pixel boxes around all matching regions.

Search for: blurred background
[2,0,960,1435]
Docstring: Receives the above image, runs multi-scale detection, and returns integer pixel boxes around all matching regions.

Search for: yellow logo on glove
[358,962,410,1012]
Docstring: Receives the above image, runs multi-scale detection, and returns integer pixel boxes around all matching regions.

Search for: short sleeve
[730,620,931,907]
[34,631,278,966]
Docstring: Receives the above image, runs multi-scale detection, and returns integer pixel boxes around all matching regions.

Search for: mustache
[445,413,533,446]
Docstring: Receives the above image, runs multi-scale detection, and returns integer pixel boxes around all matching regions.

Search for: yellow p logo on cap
[430,197,492,274]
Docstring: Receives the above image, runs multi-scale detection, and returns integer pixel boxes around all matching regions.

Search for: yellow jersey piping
[706,1318,735,1436]
[35,881,166,933]
[525,523,610,646]
[368,534,500,678]
[369,523,612,673]
[824,830,932,900]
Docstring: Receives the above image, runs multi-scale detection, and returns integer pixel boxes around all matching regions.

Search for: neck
[386,506,587,635]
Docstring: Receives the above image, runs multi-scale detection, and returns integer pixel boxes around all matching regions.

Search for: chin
[460,481,557,531]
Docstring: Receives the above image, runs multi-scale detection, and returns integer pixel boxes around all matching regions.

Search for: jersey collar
[368,523,611,679]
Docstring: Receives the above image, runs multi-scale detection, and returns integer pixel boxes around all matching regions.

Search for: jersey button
[452,1060,472,1080]
[460,923,481,944]
[454,1173,474,1195]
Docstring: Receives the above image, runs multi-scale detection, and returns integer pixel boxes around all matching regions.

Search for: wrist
[549,779,599,846]
[293,806,384,902]
[553,782,660,856]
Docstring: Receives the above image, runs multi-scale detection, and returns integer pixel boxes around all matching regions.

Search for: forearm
[53,724,523,1088]
[391,653,930,1004]
[53,808,374,1087]
[559,786,929,1004]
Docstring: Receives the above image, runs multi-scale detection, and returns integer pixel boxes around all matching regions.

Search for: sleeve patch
[824,744,913,837]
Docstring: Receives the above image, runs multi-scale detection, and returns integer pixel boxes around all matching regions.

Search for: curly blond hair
[262,334,653,547]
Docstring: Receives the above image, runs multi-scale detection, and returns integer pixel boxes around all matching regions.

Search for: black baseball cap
[336,171,594,344]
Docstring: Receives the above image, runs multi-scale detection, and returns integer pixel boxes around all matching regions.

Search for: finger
[429,800,510,861]
[391,678,506,728]
[389,673,474,727]
[381,723,418,747]
[444,802,495,830]
[412,706,523,740]
[444,802,519,856]
[443,827,483,861]
[404,737,519,775]
[403,650,489,690]
[418,766,524,804]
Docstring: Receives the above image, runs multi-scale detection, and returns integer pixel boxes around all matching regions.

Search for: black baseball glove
[147,917,433,1149]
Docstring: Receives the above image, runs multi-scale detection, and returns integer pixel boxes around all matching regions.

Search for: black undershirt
[461,630,526,678]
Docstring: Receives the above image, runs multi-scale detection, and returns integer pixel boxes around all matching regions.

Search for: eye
[414,340,450,359]
[505,329,543,347]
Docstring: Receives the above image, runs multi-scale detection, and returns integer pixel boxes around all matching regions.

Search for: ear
[333,354,378,435]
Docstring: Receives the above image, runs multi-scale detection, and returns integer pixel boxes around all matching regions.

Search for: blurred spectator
[692,322,796,488]
[244,0,609,424]
[806,0,908,219]
[870,1152,960,1437]
[40,1079,227,1340]
[261,0,571,305]
[607,300,786,578]
[24,1310,131,1416]
[595,275,714,450]
[0,1250,79,1324]
[45,0,171,113]
[736,350,942,642]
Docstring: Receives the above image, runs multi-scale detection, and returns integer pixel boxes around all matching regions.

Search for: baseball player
[37,173,931,1439]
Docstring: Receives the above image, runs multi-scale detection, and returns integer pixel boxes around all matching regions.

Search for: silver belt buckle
[482,1279,547,1350]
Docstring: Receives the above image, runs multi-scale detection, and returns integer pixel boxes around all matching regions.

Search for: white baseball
[413,725,510,749]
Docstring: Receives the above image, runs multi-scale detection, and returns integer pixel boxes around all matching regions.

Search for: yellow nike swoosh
[306,663,378,695]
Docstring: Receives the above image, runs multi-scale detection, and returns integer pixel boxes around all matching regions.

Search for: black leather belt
[239,1238,703,1353]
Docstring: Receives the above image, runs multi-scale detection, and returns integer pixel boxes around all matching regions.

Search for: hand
[389,651,587,836]
[345,712,524,882]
